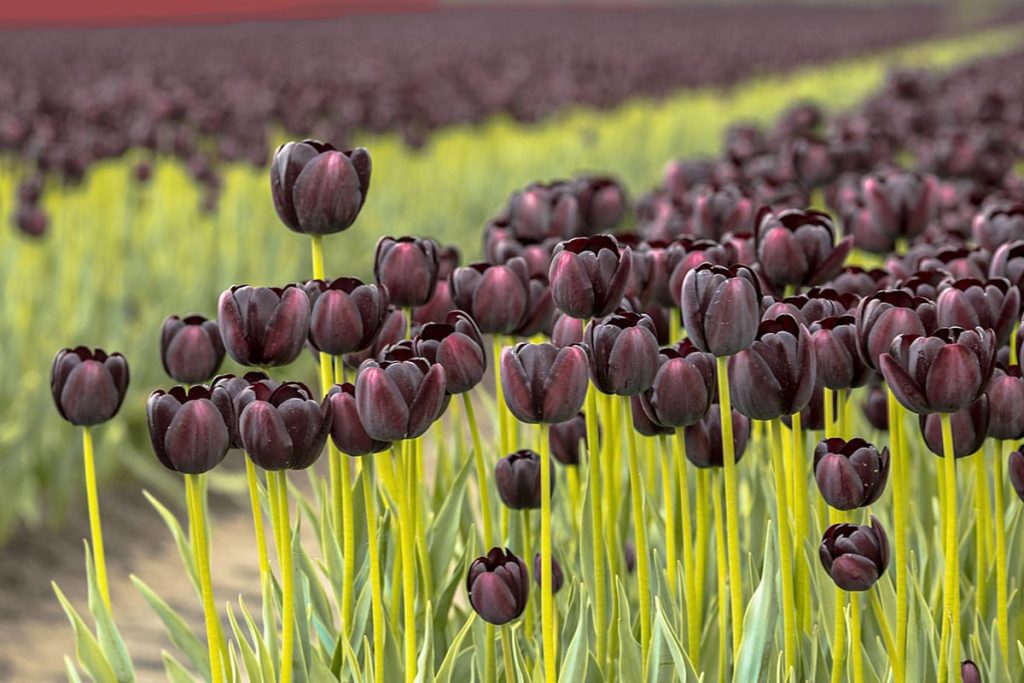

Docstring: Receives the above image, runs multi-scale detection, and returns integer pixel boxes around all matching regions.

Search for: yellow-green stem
[623,396,652,670]
[659,436,678,599]
[394,445,418,683]
[869,588,898,681]
[994,440,1010,663]
[493,336,510,457]
[566,467,581,536]
[411,438,432,596]
[1011,326,1019,367]
[362,462,385,683]
[791,412,812,635]
[584,385,607,665]
[310,234,325,280]
[940,413,960,682]
[244,456,271,593]
[715,356,744,657]
[331,359,356,638]
[539,423,556,683]
[186,474,224,683]
[501,626,516,683]
[851,592,864,683]
[973,447,989,620]
[271,471,296,683]
[887,388,908,678]
[693,468,709,658]
[81,427,111,613]
[713,472,728,683]
[463,393,494,547]
[770,420,798,679]
[522,511,534,642]
[830,508,847,683]
[824,388,835,438]
[673,430,698,658]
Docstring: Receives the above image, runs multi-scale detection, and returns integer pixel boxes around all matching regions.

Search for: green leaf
[52,581,118,683]
[225,603,264,683]
[82,543,134,682]
[162,651,198,683]
[428,454,474,591]
[65,656,85,683]
[652,601,700,682]
[130,575,209,679]
[239,595,277,682]
[414,600,435,683]
[615,579,643,682]
[143,490,198,592]
[733,521,778,683]
[559,591,590,683]
[435,613,477,683]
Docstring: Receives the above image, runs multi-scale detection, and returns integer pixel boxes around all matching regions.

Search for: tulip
[355,354,446,442]
[512,275,555,338]
[412,311,486,394]
[755,208,853,290]
[936,278,1020,347]
[551,313,585,348]
[680,263,762,357]
[305,277,390,355]
[918,246,989,282]
[484,221,558,278]
[239,381,331,470]
[271,140,370,234]
[508,182,579,241]
[466,547,530,625]
[218,284,310,367]
[343,307,407,370]
[548,235,632,320]
[856,289,933,371]
[500,342,589,424]
[973,203,1024,252]
[810,315,872,390]
[828,265,890,298]
[862,385,890,431]
[683,405,751,468]
[690,183,754,241]
[819,516,890,591]
[495,449,554,509]
[437,245,461,279]
[574,175,628,234]
[880,327,996,415]
[211,371,272,449]
[533,553,565,594]
[327,383,390,456]
[160,315,225,384]
[1008,449,1024,502]
[813,437,890,510]
[147,385,233,474]
[51,347,130,426]
[450,258,530,334]
[729,315,816,421]
[549,412,589,466]
[413,278,456,325]
[638,340,716,428]
[374,236,440,308]
[584,310,660,396]
[985,366,1024,440]
[960,660,981,683]
[860,170,936,243]
[666,237,736,308]
[630,395,673,436]
[919,397,990,459]
[763,288,857,326]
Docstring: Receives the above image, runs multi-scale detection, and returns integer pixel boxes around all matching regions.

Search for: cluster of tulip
[50,54,1024,683]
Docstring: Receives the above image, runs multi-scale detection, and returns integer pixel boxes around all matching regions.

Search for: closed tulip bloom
[1008,450,1024,502]
[147,385,232,474]
[210,371,271,448]
[960,660,981,683]
[690,183,754,241]
[988,240,1024,291]
[936,278,1020,347]
[512,275,555,338]
[355,355,446,441]
[51,347,130,426]
[239,381,331,470]
[374,236,440,308]
[783,383,826,430]
[450,258,530,334]
[666,237,736,308]
[413,311,486,394]
[501,342,589,424]
[549,412,590,466]
[533,553,565,594]
[305,277,390,355]
[973,203,1024,252]
[729,315,816,421]
[828,266,890,298]
[684,405,751,468]
[639,340,716,428]
[681,263,762,357]
[343,307,407,371]
[413,278,456,326]
[508,182,579,241]
[466,547,530,625]
[860,170,936,242]
[574,175,628,234]
[548,235,632,320]
[551,313,585,348]
[763,288,857,327]
[897,269,952,306]
[584,311,659,396]
[813,437,890,510]
[919,396,990,459]
[856,289,932,371]
[218,285,310,367]
[629,395,671,435]
[989,366,1024,440]
[755,208,853,290]
[810,315,872,390]
[327,383,389,456]
[495,449,555,509]
[862,385,890,432]
[819,516,890,591]
[880,327,996,415]
[271,140,370,235]
[160,314,225,384]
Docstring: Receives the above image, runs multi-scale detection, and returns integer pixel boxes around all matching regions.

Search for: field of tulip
[6,5,1024,683]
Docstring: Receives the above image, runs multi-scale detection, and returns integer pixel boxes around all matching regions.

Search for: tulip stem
[791,412,811,635]
[81,426,111,613]
[412,438,432,595]
[185,473,224,683]
[770,419,798,679]
[712,472,728,683]
[501,626,516,683]
[973,446,990,623]
[869,587,898,677]
[693,467,709,659]
[362,461,385,683]
[521,511,534,643]
[829,508,847,683]
[244,456,271,595]
[940,412,960,683]
[851,592,864,683]
[672,430,699,658]
[824,388,835,438]
[886,388,908,680]
[1011,326,1019,367]
[310,234,325,280]
[566,467,581,536]
[463,393,494,549]
[267,471,295,683]
[658,435,678,600]
[493,336,510,459]
[715,356,744,658]
[622,397,652,671]
[994,440,1011,663]
[393,445,419,683]
[539,423,557,683]
[584,384,607,666]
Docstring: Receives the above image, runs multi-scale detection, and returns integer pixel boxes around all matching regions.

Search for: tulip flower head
[1008,449,1024,502]
[239,381,331,470]
[211,371,272,449]
[374,236,441,309]
[327,383,390,456]
[466,547,530,625]
[147,385,233,474]
[680,263,762,357]
[584,310,660,396]
[500,342,589,425]
[533,553,565,594]
[218,284,311,367]
[813,437,890,510]
[305,277,390,356]
[919,397,990,459]
[683,404,751,468]
[754,208,853,290]
[449,259,530,335]
[51,347,130,426]
[270,140,371,235]
[494,449,554,510]
[638,340,716,429]
[549,412,589,466]
[548,235,632,320]
[809,315,872,390]
[160,314,225,384]
[935,278,1020,348]
[819,515,890,591]
[355,354,447,441]
[855,289,932,372]
[960,659,981,683]
[729,314,817,421]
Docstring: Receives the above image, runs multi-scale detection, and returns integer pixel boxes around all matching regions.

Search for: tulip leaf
[652,600,700,682]
[225,603,264,683]
[130,575,209,678]
[80,543,135,682]
[65,655,85,683]
[559,589,590,683]
[616,579,643,683]
[143,490,198,593]
[414,600,435,683]
[428,453,473,591]
[434,612,477,683]
[162,651,198,683]
[52,581,118,683]
[238,595,277,682]
[733,520,777,683]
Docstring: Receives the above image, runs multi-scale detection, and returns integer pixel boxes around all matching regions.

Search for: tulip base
[81,426,111,613]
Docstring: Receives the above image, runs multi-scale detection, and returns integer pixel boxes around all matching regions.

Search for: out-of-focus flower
[549,412,590,466]
[450,259,530,335]
[374,236,440,308]
[495,449,554,509]
[918,396,990,459]
[754,208,852,291]
[683,405,751,468]
[533,553,565,594]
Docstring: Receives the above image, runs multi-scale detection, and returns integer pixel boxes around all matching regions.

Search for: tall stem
[330,360,356,638]
[659,435,678,599]
[851,592,863,683]
[693,467,709,659]
[539,423,556,683]
[269,471,296,683]
[244,456,271,594]
[585,385,607,664]
[973,446,990,622]
[186,474,224,683]
[994,440,1010,663]
[81,427,111,612]
[463,393,494,547]
[522,511,534,641]
[673,430,698,657]
[623,396,652,670]
[769,420,798,678]
[830,508,847,683]
[887,388,908,678]
[493,336,510,457]
[501,626,516,683]
[715,356,744,657]
[791,412,811,635]
[394,445,418,683]
[940,413,960,682]
[713,472,728,683]
[362,462,385,683]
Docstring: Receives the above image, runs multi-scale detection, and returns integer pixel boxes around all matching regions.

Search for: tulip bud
[666,237,735,308]
[343,307,407,370]
[681,263,762,357]
[304,277,390,356]
[856,289,933,371]
[211,372,271,448]
[763,287,857,327]
[495,449,555,510]
[684,405,751,468]
[574,175,628,234]
[533,553,565,594]
[819,516,890,591]
[985,366,1024,440]
[466,547,530,625]
[862,385,890,432]
[919,397,990,459]
[813,438,890,510]
[160,315,225,384]
[51,347,130,426]
[549,413,590,466]
[639,340,716,428]
[755,208,853,290]
[413,278,456,326]
[239,381,331,470]
[810,315,872,390]
[374,236,440,308]
[512,275,555,338]
[413,311,486,394]
[551,313,584,348]
[355,355,446,441]
[936,278,1020,347]
[548,235,632,320]
[501,343,589,425]
[450,259,530,334]
[327,383,390,456]
[630,395,673,436]
[218,285,310,367]
[690,183,754,241]
[860,170,936,243]
[960,660,981,683]
[973,203,1024,252]
[508,182,579,241]
[729,315,816,421]
[147,385,233,474]
[828,266,890,298]
[584,310,660,396]
[1008,449,1024,502]
[270,140,370,234]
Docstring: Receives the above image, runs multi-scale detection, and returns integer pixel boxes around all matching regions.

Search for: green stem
[244,456,271,594]
[623,396,652,671]
[887,388,908,679]
[869,588,898,678]
[791,412,811,635]
[463,393,494,548]
[674,430,699,658]
[830,509,847,683]
[331,359,356,638]
[713,472,728,683]
[851,592,863,683]
[940,413,960,683]
[81,427,111,613]
[585,385,607,665]
[715,356,744,657]
[411,438,432,596]
[362,462,385,683]
[539,423,556,683]
[271,471,296,683]
[659,436,678,599]
[770,420,798,679]
[310,234,325,280]
[501,626,516,683]
[693,468,709,659]
[973,446,989,622]
[994,440,1010,663]
[522,511,534,641]
[395,445,418,683]
[186,474,224,683]
[824,388,835,438]
[493,336,510,457]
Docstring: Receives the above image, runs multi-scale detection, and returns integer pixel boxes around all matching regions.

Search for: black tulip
[160,314,225,384]
[374,236,440,309]
[639,340,716,429]
[210,371,271,448]
[681,263,762,357]
[584,310,660,396]
[355,355,446,441]
[270,140,370,235]
[986,366,1024,440]
[327,383,390,457]
[729,315,817,421]
[147,385,232,474]
[450,259,530,335]
[305,277,390,356]
[548,235,632,320]
[1008,449,1024,502]
[495,449,554,510]
[819,515,890,591]
[683,405,751,468]
[534,553,565,594]
[919,396,990,459]
[217,285,310,367]
[549,412,590,466]
[239,381,331,470]
[413,311,486,395]
[501,342,589,425]
[466,547,530,625]
[51,347,130,426]
[813,437,890,510]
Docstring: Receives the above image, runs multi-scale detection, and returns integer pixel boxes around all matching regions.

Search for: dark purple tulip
[763,288,857,326]
[160,314,224,384]
[484,221,558,279]
[450,259,530,335]
[551,313,585,348]
[508,182,579,241]
[936,278,1020,347]
[856,290,932,371]
[862,385,890,432]
[783,383,825,430]
[755,208,853,290]
[271,140,370,235]
[681,263,762,357]
[690,184,754,241]
[729,315,816,421]
[810,315,872,390]
[897,269,954,304]
[217,285,310,367]
[860,170,936,242]
[828,266,890,298]
[437,245,461,279]
[973,203,1024,252]
[413,311,486,394]
[413,279,456,326]
[639,340,716,428]
[683,405,751,468]
[584,310,659,396]
[917,246,989,283]
[549,413,589,466]
[548,235,632,320]
[919,396,990,459]
[147,385,232,474]
[239,381,331,470]
[343,307,407,370]
[574,175,628,234]
[14,204,47,237]
[533,553,565,594]
[1008,450,1024,502]
[210,371,271,448]
[355,355,446,441]
[374,236,440,308]
[501,342,589,425]
[880,327,996,414]
[665,237,736,308]
[512,275,555,338]
[494,449,554,510]
[960,660,981,683]
[51,347,130,426]
[990,241,1024,292]
[630,395,673,436]
[989,366,1024,440]
[305,277,390,356]
[466,547,529,626]
[813,437,890,510]
[327,383,390,456]
[819,516,890,591]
